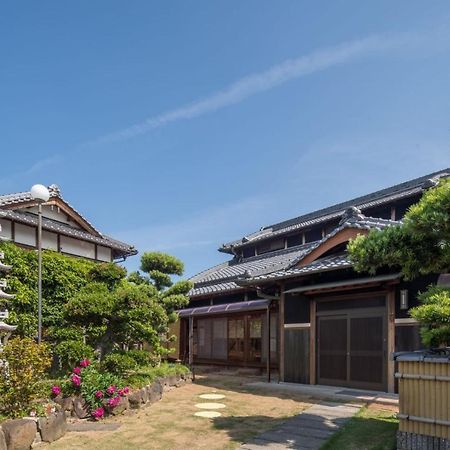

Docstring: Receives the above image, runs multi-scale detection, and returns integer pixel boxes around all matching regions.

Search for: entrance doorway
[316,296,387,391]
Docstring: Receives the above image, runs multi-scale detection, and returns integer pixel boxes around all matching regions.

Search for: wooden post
[267,306,271,383]
[387,288,396,393]
[279,284,285,382]
[188,316,194,367]
[309,299,316,385]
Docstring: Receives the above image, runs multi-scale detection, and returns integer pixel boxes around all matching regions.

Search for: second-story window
[256,238,284,255]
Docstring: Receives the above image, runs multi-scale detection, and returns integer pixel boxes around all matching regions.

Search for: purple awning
[177,299,270,318]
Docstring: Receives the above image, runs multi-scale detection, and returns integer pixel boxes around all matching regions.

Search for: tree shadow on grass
[193,373,320,404]
[210,410,397,449]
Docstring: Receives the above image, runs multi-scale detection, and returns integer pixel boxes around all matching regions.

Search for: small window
[286,233,303,247]
[242,247,256,258]
[304,228,323,243]
[256,238,284,254]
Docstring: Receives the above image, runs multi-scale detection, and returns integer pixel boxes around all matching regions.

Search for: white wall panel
[42,231,58,251]
[60,235,95,259]
[0,219,12,239]
[15,223,36,247]
[97,245,112,262]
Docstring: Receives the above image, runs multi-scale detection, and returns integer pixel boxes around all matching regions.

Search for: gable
[295,228,368,268]
[22,204,82,229]
[4,196,101,237]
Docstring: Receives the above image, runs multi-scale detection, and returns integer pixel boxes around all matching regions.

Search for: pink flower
[51,385,61,396]
[91,407,104,420]
[108,396,120,408]
[123,387,129,394]
[79,359,91,368]
[72,367,81,375]
[106,385,116,396]
[95,390,104,399]
[71,374,81,387]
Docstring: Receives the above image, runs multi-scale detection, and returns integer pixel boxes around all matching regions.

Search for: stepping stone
[194,411,222,418]
[194,402,226,409]
[199,394,225,400]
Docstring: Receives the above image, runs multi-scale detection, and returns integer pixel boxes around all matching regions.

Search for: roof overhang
[284,273,401,295]
[177,299,271,318]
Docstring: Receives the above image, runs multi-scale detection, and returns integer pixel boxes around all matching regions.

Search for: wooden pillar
[279,284,285,382]
[188,316,194,367]
[309,299,317,385]
[387,287,396,393]
[267,306,271,383]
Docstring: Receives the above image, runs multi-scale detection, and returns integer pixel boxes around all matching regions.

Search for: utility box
[394,349,450,449]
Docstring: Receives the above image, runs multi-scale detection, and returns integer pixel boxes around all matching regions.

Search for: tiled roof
[239,254,352,283]
[0,184,101,237]
[189,281,245,297]
[189,209,400,296]
[220,168,449,252]
[0,185,136,258]
[0,209,136,256]
[189,242,317,298]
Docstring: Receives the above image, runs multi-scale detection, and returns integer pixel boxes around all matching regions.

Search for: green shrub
[410,286,450,347]
[0,337,52,418]
[124,362,190,388]
[102,352,137,376]
[55,340,95,372]
[126,349,152,367]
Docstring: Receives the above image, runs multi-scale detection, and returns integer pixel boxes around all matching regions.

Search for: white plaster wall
[42,231,58,251]
[97,245,112,262]
[0,219,12,239]
[60,235,95,259]
[15,223,36,247]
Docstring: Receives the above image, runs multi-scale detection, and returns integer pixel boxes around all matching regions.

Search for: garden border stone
[1,419,37,450]
[0,372,192,449]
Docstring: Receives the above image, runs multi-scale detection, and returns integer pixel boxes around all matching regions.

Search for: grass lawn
[43,373,313,450]
[320,405,399,450]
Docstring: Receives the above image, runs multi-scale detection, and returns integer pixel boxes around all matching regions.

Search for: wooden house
[178,168,449,392]
[0,184,136,262]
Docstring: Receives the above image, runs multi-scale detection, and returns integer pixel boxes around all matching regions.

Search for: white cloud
[91,30,424,145]
[0,155,62,189]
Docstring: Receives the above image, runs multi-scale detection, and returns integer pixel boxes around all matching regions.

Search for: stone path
[240,401,361,450]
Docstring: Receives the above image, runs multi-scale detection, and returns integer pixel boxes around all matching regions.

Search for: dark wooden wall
[284,328,310,384]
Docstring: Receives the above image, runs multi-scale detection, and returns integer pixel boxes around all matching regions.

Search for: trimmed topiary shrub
[0,337,52,417]
[101,352,137,376]
[54,340,95,372]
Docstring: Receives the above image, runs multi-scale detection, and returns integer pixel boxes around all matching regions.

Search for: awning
[284,273,401,294]
[177,299,270,318]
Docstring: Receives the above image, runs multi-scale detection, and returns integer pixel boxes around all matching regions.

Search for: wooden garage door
[317,308,386,391]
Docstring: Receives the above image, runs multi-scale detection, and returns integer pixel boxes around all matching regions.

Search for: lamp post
[30,184,50,344]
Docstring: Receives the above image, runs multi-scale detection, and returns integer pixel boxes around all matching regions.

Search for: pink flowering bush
[52,359,129,420]
[91,407,104,420]
[51,385,61,397]
[95,390,104,399]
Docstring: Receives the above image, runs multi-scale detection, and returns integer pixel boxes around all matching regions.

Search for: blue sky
[1,2,450,277]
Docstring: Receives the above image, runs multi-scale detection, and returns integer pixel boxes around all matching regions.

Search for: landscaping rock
[2,419,37,450]
[38,410,66,443]
[73,396,89,419]
[127,391,142,409]
[148,380,163,403]
[167,375,178,387]
[0,427,7,450]
[61,397,74,413]
[106,397,129,416]
[140,387,148,404]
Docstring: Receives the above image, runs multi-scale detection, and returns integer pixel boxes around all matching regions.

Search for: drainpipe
[255,289,279,384]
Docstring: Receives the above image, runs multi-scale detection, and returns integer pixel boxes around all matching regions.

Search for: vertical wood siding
[284,328,309,383]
